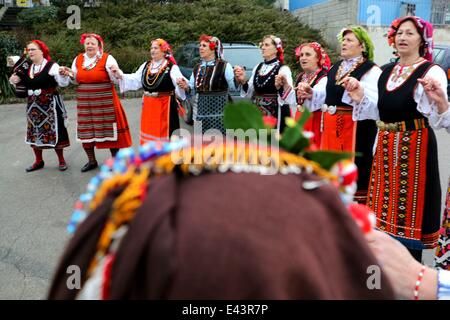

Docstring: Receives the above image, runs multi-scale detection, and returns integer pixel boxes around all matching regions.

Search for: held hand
[110,65,123,80]
[418,77,449,113]
[274,74,285,90]
[60,66,74,78]
[177,78,189,91]
[365,230,427,299]
[233,66,246,84]
[296,82,313,100]
[342,77,364,103]
[9,73,21,84]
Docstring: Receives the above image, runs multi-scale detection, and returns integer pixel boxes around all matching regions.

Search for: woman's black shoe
[81,161,98,172]
[26,161,45,172]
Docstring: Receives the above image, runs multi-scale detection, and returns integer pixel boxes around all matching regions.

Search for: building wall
[274,0,290,11]
[292,0,359,48]
[358,0,431,26]
[289,0,329,11]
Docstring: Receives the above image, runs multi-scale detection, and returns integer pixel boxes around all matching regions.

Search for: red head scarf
[152,38,177,65]
[29,40,51,61]
[387,16,434,62]
[80,33,105,54]
[295,42,331,71]
[198,34,224,60]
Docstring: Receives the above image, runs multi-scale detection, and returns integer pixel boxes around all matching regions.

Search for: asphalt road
[0,98,449,299]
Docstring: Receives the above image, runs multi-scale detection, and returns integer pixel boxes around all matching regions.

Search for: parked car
[174,42,262,125]
[433,44,450,98]
[174,41,262,96]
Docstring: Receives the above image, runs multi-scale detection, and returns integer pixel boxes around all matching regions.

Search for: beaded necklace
[254,59,280,89]
[335,56,365,85]
[300,69,321,87]
[195,60,215,90]
[145,59,169,87]
[296,69,321,106]
[82,53,101,71]
[390,58,425,83]
[29,62,44,79]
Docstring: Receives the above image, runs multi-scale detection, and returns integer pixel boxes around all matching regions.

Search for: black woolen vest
[22,60,57,90]
[141,61,175,93]
[325,59,376,106]
[377,61,433,122]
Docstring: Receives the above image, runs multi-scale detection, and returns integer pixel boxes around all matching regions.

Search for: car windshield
[433,48,446,66]
[223,48,261,70]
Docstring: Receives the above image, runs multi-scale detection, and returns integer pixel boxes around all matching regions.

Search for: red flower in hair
[209,42,216,51]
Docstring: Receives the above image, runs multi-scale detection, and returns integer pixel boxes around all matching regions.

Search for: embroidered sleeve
[415,65,449,129]
[341,66,381,121]
[430,107,450,133]
[118,62,146,93]
[304,76,327,112]
[277,66,296,110]
[48,62,70,87]
[240,64,256,98]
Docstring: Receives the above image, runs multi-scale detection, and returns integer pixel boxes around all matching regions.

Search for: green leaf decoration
[279,109,311,154]
[224,100,265,131]
[296,107,311,128]
[304,151,354,170]
[279,124,310,154]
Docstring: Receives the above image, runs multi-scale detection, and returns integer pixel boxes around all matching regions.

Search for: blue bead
[79,193,92,202]
[90,176,100,186]
[67,224,76,234]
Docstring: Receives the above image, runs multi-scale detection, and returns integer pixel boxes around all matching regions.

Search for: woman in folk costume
[437,176,450,270]
[429,81,450,270]
[177,35,236,134]
[294,42,331,147]
[9,40,70,172]
[343,16,448,262]
[113,39,186,145]
[235,35,296,133]
[297,26,380,204]
[62,33,132,172]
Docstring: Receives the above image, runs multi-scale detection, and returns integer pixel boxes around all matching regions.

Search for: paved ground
[0,98,449,299]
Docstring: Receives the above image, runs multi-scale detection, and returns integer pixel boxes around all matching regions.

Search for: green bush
[4,0,337,85]
[17,6,58,30]
[0,32,20,103]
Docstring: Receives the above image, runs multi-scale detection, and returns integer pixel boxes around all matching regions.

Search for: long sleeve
[70,57,79,84]
[170,64,188,100]
[240,64,257,99]
[431,108,450,133]
[48,62,70,87]
[188,71,196,96]
[414,65,449,130]
[224,62,237,92]
[105,55,120,84]
[341,66,382,121]
[277,65,296,108]
[118,62,146,93]
[303,76,327,112]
